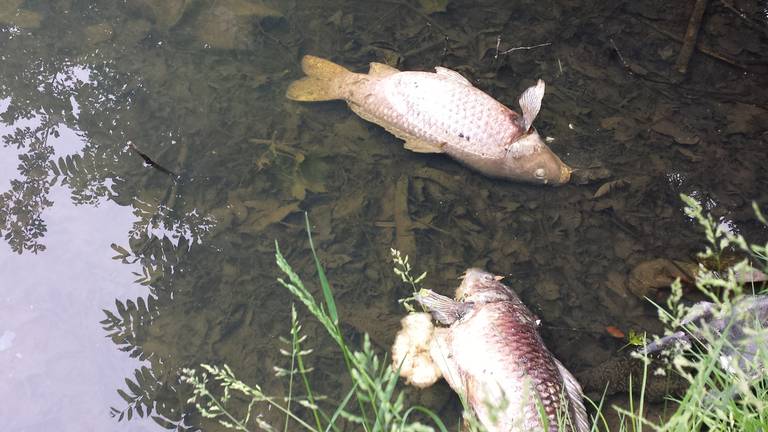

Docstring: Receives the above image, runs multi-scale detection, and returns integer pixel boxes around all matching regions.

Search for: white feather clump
[391,312,442,388]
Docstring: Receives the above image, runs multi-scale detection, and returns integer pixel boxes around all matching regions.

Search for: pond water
[1,0,766,431]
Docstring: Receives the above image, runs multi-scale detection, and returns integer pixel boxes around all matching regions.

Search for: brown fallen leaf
[195,0,282,49]
[600,116,624,129]
[627,258,698,299]
[571,165,612,185]
[135,0,188,29]
[605,326,625,339]
[599,116,641,142]
[651,119,700,145]
[418,0,449,14]
[676,147,703,162]
[322,253,353,269]
[333,190,366,220]
[628,63,648,76]
[725,103,768,135]
[593,179,629,199]
[413,166,458,190]
[238,201,299,233]
[604,271,628,298]
[0,2,42,28]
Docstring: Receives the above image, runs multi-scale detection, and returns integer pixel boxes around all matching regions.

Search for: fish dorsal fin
[435,67,472,86]
[518,79,545,132]
[554,359,590,432]
[369,62,400,77]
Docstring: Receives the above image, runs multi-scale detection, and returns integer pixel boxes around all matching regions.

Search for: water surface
[1,0,767,430]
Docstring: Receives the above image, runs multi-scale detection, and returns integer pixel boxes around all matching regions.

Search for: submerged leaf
[593,179,629,199]
[238,200,300,233]
[652,119,700,145]
[418,0,449,14]
[605,326,625,338]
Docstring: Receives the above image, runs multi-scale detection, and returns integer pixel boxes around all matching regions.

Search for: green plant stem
[296,341,324,431]
[285,313,297,432]
[198,388,251,432]
[258,396,319,431]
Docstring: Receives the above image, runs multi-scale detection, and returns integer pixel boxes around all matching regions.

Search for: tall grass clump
[183,196,768,431]
[181,215,448,432]
[614,194,768,431]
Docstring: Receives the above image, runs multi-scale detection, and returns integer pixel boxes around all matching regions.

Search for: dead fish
[417,269,589,432]
[641,294,768,376]
[286,55,571,185]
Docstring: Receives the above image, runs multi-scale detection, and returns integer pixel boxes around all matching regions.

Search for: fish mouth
[556,164,572,185]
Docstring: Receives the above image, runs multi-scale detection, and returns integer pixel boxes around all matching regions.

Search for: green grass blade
[324,383,359,432]
[401,406,450,432]
[304,212,338,325]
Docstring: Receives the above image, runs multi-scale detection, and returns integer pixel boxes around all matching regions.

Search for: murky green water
[1,0,767,430]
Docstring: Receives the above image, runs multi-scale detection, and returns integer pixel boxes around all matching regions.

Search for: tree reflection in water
[4,0,768,431]
[1,1,307,430]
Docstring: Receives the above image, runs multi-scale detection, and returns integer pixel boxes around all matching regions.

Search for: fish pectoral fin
[554,359,590,432]
[403,137,446,154]
[429,330,465,394]
[435,66,472,86]
[368,62,400,76]
[505,131,542,158]
[518,79,545,132]
[417,289,472,324]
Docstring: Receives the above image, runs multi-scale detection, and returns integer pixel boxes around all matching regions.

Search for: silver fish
[286,55,571,185]
[417,269,589,432]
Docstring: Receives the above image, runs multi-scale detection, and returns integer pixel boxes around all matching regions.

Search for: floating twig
[676,0,709,74]
[495,36,552,59]
[128,142,179,180]
[719,0,768,37]
[609,38,630,70]
[634,16,748,71]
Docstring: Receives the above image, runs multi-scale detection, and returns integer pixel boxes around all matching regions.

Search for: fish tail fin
[554,359,590,432]
[286,55,352,101]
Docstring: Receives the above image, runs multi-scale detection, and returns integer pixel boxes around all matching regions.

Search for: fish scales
[441,296,565,430]
[286,55,571,185]
[415,269,589,432]
[369,71,519,159]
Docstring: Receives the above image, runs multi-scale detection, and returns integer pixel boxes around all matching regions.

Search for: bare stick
[719,0,768,37]
[675,0,709,74]
[128,142,179,180]
[635,16,748,70]
[499,42,551,55]
[610,38,629,69]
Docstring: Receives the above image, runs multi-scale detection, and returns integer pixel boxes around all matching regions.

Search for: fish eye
[534,168,546,178]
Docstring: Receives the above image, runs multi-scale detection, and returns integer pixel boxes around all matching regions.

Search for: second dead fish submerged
[286,55,571,185]
[403,269,589,432]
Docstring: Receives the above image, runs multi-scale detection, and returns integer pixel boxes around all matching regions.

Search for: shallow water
[1,0,767,430]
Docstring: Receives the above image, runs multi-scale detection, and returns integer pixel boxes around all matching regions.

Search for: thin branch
[634,16,750,71]
[675,0,709,74]
[495,38,552,59]
[719,0,768,37]
[127,142,179,180]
